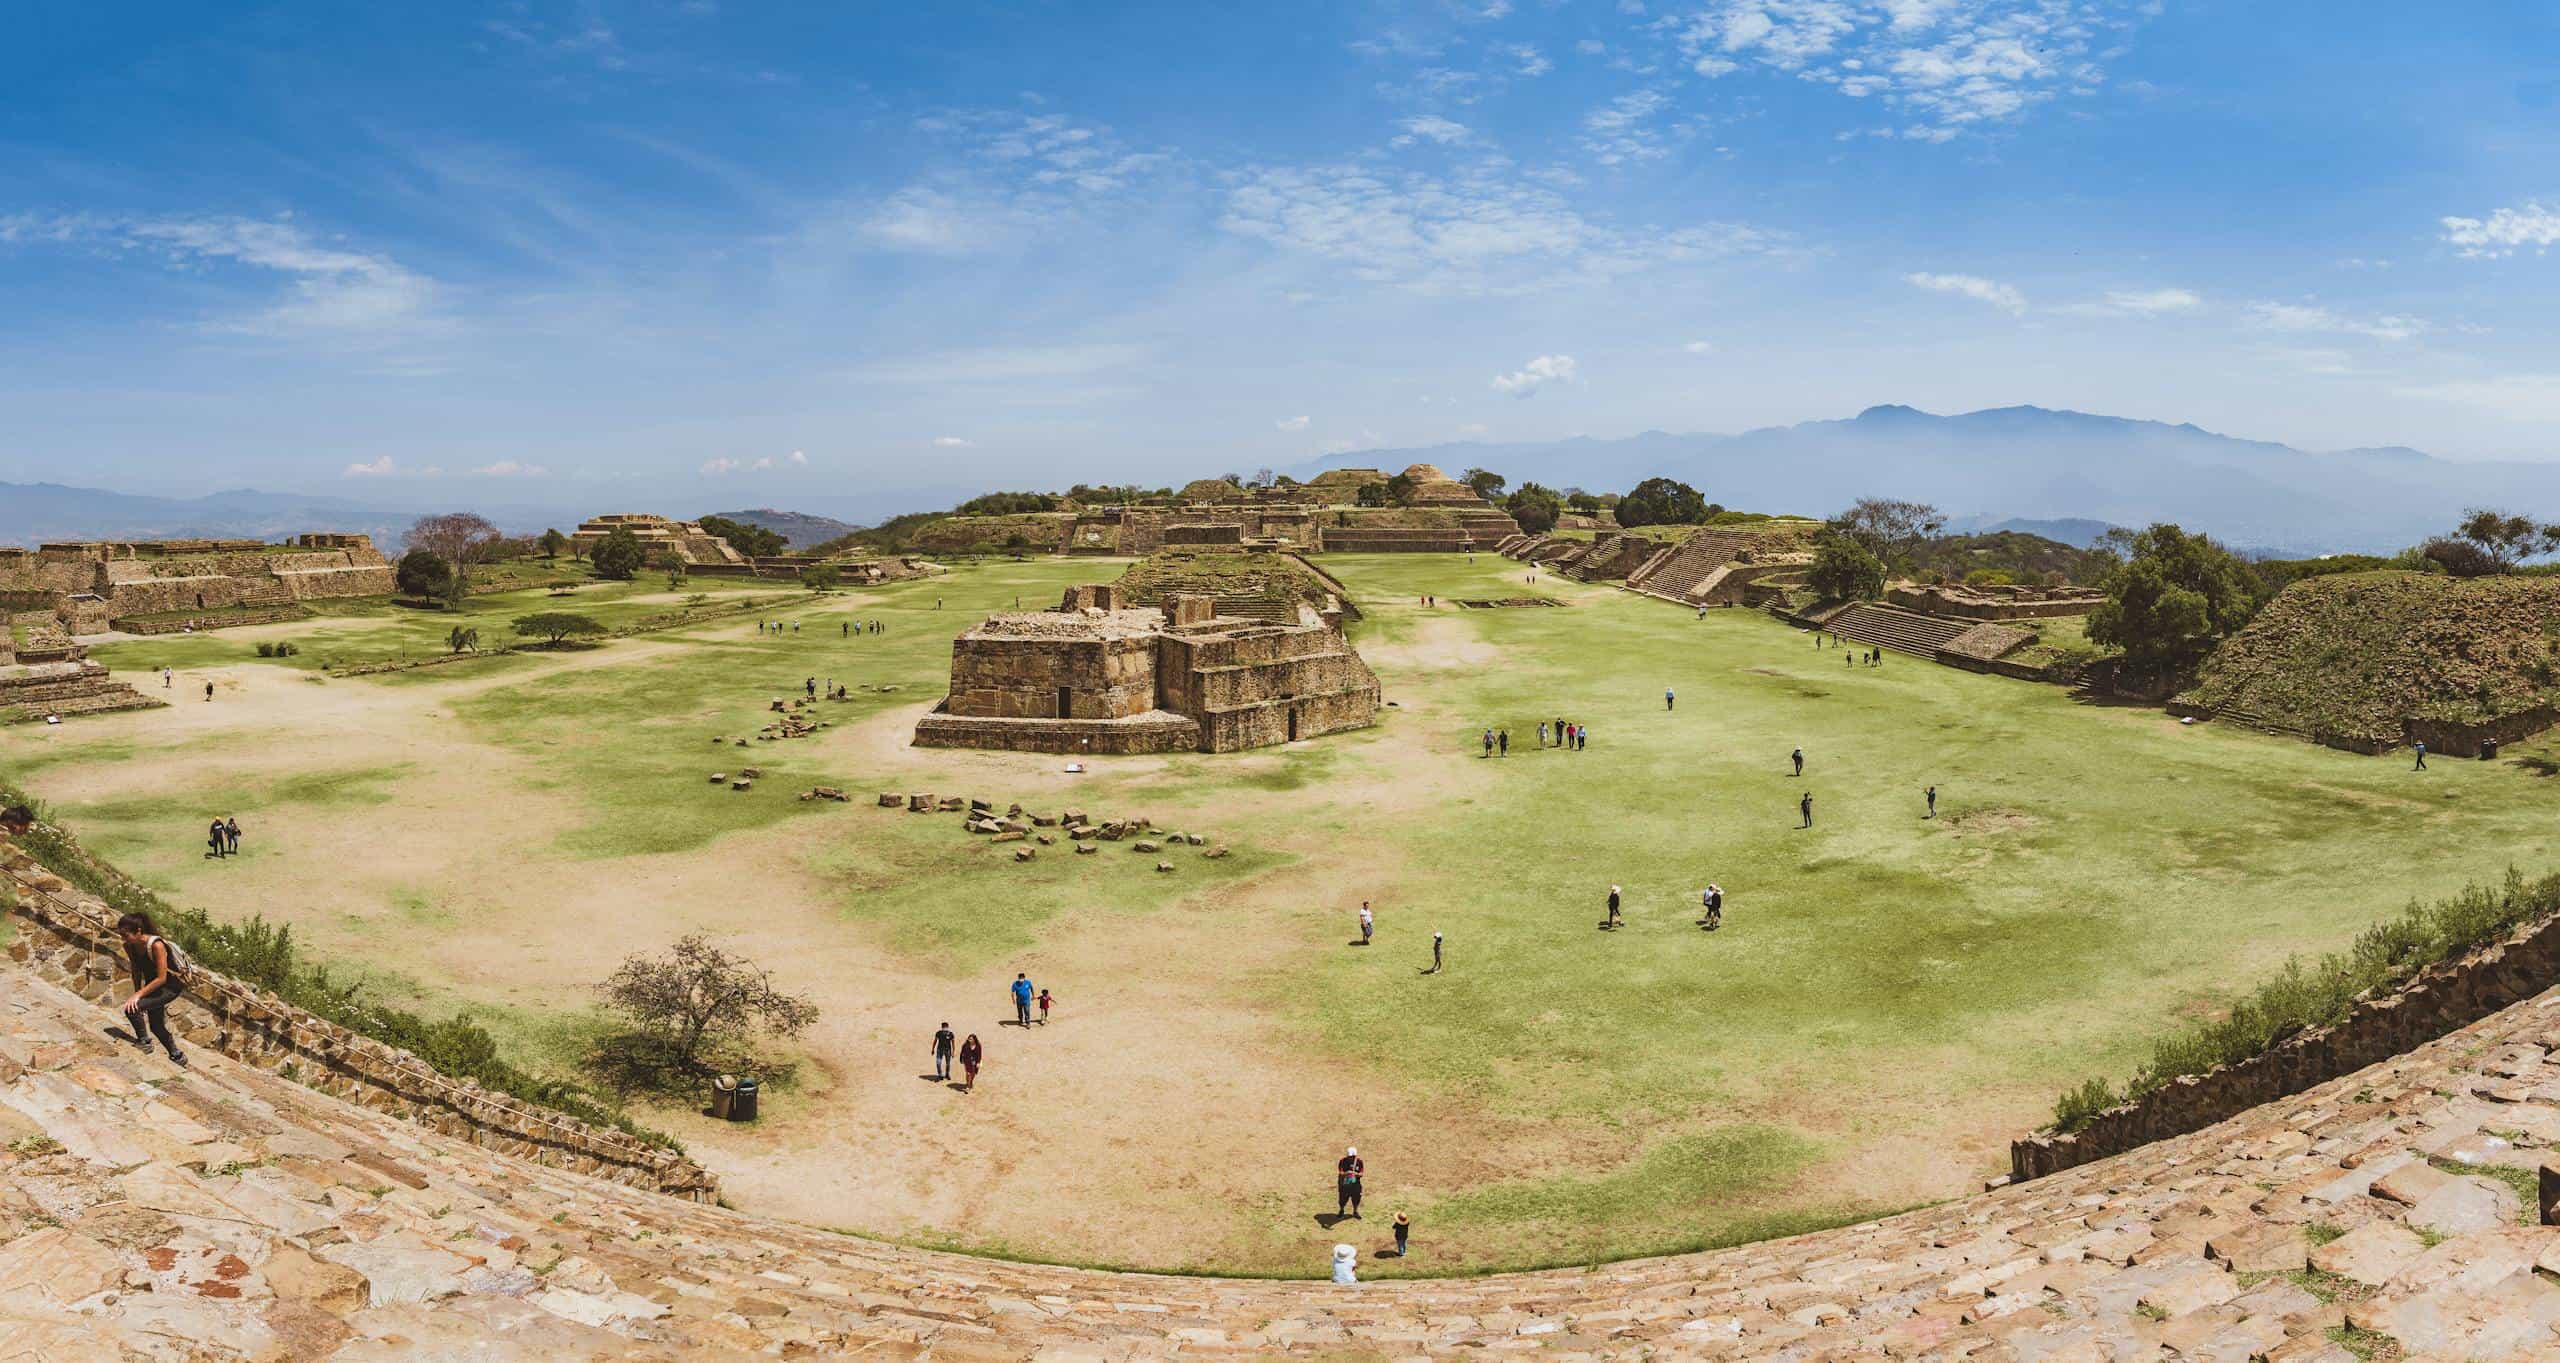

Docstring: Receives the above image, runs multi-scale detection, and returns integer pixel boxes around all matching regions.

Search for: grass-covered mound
[2181,571,2560,746]
[1110,548,1339,619]
[905,512,1077,553]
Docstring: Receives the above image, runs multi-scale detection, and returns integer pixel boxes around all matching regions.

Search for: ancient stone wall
[944,632,1160,719]
[1157,623,1380,751]
[911,705,1200,753]
[1888,583,2104,620]
[2405,706,2559,759]
[0,849,715,1199]
[2013,906,2560,1181]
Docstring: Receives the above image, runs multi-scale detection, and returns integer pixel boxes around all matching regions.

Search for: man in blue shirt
[1011,973,1034,1028]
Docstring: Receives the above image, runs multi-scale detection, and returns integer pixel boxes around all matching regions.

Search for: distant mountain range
[1304,405,2560,557]
[0,482,596,549]
[707,507,862,548]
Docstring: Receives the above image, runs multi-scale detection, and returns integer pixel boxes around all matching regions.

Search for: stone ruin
[564,513,747,566]
[913,583,1381,754]
[0,532,395,633]
[0,619,161,723]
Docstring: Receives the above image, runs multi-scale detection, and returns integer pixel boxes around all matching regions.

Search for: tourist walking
[1336,1147,1365,1218]
[1791,747,1804,776]
[162,667,171,688]
[1537,721,1548,748]
[1424,931,1443,975]
[805,677,816,699]
[204,681,214,702]
[1482,728,1494,758]
[1700,884,1724,930]
[1498,729,1508,756]
[1605,884,1622,929]
[1575,724,1587,751]
[2413,740,2428,770]
[1037,988,1053,1025]
[1358,901,1374,945]
[1665,688,1675,711]
[958,1033,982,1090]
[223,816,241,857]
[1011,973,1034,1027]
[1800,792,1814,828]
[206,818,227,859]
[932,1022,955,1080]
[1332,1243,1359,1284]
[1393,1212,1411,1257]
[113,913,189,1067]
[1925,786,1938,819]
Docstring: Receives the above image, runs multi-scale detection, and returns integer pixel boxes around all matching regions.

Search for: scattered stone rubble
[5,950,2560,1358]
[875,795,1223,863]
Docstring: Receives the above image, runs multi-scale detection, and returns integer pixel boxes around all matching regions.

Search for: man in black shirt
[931,1022,956,1081]
[1336,1147,1364,1219]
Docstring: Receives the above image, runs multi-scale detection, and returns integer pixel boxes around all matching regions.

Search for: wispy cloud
[856,187,1020,255]
[2398,373,2560,421]
[931,435,975,447]
[471,460,548,477]
[1390,115,1473,148]
[1220,162,1785,294]
[3,212,436,335]
[344,455,398,478]
[1904,270,2025,314]
[2054,287,2203,317]
[2244,300,2428,342]
[1582,90,1681,165]
[2440,201,2560,259]
[1684,339,1716,354]
[1492,354,1579,396]
[1504,43,1554,77]
[1274,414,1311,431]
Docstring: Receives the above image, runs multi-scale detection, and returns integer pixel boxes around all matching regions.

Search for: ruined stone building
[914,584,1381,754]
[0,534,394,632]
[564,514,747,566]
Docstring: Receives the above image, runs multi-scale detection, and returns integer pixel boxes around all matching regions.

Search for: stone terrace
[4,951,2559,1359]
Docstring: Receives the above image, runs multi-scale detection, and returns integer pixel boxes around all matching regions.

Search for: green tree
[1807,536,1887,602]
[1505,482,1563,534]
[802,565,840,591]
[1616,477,1709,528]
[510,612,606,647]
[1461,467,1507,499]
[1566,491,1605,514]
[664,561,689,591]
[594,935,818,1092]
[2086,523,2256,670]
[1384,473,1418,507]
[445,625,480,654]
[1828,497,1944,571]
[1355,481,1388,508]
[698,515,786,558]
[538,528,568,559]
[2451,508,2560,573]
[395,549,453,601]
[590,526,647,580]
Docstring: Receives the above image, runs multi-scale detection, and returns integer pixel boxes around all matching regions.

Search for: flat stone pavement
[2,964,2558,1361]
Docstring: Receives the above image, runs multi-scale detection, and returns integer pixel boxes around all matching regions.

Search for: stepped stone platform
[1819,601,1975,657]
[5,925,2559,1357]
[0,657,162,724]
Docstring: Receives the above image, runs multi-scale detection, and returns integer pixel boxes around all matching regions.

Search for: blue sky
[7,1,2560,512]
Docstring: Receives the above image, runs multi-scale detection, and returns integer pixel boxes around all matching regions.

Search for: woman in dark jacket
[957,1033,983,1091]
[114,912,189,1066]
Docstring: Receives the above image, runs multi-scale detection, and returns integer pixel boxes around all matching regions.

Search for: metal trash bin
[2481,738,2499,760]
[710,1074,737,1120]
[731,1076,759,1123]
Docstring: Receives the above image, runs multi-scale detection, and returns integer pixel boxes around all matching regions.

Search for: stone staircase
[5,943,2559,1358]
[1625,529,1761,600]
[1821,602,1974,657]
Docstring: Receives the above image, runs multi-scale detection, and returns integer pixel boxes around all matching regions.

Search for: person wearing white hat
[1331,1242,1358,1284]
[1336,1146,1365,1219]
[1605,885,1622,929]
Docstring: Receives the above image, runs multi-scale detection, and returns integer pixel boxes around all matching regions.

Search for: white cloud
[1220,162,1784,294]
[343,455,398,478]
[1904,270,2025,314]
[915,108,1170,196]
[1274,415,1311,431]
[787,449,809,465]
[2244,300,2428,342]
[1505,43,1555,77]
[2440,202,2560,259]
[1582,89,1683,164]
[1665,1,2146,139]
[1457,422,1491,436]
[1577,38,1609,55]
[856,187,1020,255]
[2054,287,2204,317]
[931,435,976,447]
[700,457,741,475]
[3,212,435,334]
[471,460,548,477]
[1390,115,1473,148]
[1492,354,1579,396]
[1320,429,1387,455]
[1684,339,1716,354]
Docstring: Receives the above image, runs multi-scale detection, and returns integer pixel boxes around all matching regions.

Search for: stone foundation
[911,705,1201,753]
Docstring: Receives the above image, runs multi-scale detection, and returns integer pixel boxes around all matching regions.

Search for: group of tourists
[1541,719,1588,750]
[1596,882,1728,932]
[804,677,851,700]
[927,973,1056,1092]
[1811,631,1884,667]
[203,816,242,858]
[1324,1147,1413,1281]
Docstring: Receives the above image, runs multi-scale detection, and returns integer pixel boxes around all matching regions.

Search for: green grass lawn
[11,549,2555,1275]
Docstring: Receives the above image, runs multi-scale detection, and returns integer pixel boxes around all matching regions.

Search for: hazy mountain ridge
[707,507,862,548]
[1309,404,2560,556]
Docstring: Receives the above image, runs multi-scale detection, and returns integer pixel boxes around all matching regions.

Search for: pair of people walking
[1480,728,1509,757]
[1010,973,1049,1026]
[931,1023,984,1087]
[205,816,241,858]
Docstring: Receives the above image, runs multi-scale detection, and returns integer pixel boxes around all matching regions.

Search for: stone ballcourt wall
[0,848,717,1201]
[2013,906,2560,1181]
[2406,705,2560,760]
